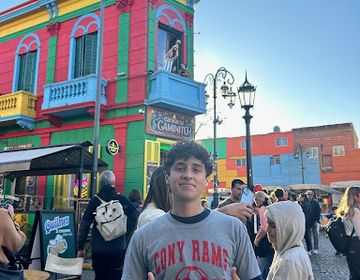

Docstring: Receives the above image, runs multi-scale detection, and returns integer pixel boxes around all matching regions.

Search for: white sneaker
[307,251,312,256]
[312,250,319,255]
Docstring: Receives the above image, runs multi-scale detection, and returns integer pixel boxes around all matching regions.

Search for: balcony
[42,74,107,121]
[146,70,206,116]
[0,91,37,130]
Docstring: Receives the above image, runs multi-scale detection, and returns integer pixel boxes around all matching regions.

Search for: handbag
[0,264,24,280]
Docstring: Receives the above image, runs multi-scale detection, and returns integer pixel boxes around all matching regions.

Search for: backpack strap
[95,195,106,204]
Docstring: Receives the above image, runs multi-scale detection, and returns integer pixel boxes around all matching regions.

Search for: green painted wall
[200,138,227,159]
[125,121,146,193]
[46,36,58,84]
[44,125,115,208]
[117,12,130,103]
[187,26,194,76]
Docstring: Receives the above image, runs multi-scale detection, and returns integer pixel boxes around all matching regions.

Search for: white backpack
[94,195,127,242]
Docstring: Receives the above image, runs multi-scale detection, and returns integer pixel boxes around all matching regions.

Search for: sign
[3,144,32,151]
[145,162,159,193]
[146,107,194,140]
[106,139,120,155]
[38,211,76,269]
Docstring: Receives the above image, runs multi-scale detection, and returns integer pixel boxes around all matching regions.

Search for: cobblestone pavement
[310,231,349,280]
[81,231,349,279]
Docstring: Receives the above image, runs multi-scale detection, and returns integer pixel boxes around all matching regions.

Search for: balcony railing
[42,74,107,117]
[146,70,206,116]
[0,91,37,130]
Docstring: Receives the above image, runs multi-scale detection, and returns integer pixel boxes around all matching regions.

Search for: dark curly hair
[164,141,213,177]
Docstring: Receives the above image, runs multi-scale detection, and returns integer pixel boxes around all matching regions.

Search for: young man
[218,178,245,208]
[122,141,262,280]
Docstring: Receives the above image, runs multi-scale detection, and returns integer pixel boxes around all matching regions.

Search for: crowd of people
[1,140,359,280]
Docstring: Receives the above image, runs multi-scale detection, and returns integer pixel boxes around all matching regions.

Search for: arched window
[156,5,186,73]
[13,33,41,93]
[68,13,100,79]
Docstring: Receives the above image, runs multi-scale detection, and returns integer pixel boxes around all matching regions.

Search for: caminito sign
[146,107,194,140]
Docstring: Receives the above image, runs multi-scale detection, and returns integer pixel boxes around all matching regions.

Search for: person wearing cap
[302,190,321,255]
[218,178,245,208]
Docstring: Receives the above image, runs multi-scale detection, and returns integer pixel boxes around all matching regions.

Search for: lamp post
[293,143,308,184]
[222,72,257,192]
[204,67,235,209]
[91,0,105,197]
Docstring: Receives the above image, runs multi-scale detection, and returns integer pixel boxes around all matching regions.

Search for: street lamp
[204,67,235,209]
[293,143,309,184]
[223,72,256,192]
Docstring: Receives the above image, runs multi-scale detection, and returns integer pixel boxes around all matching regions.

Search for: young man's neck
[171,200,204,218]
[230,194,238,202]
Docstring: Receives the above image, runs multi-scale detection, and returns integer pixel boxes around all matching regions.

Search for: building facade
[0,0,205,209]
[200,123,359,194]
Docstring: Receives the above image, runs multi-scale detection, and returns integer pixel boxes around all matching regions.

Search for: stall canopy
[0,141,108,178]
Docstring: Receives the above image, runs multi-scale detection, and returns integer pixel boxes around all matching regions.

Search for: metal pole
[91,0,105,197]
[212,78,219,209]
[243,107,253,191]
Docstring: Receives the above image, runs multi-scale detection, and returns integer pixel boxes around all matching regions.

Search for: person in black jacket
[77,170,139,280]
[302,190,321,255]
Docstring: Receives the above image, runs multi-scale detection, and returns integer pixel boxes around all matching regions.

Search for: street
[310,231,349,280]
[81,230,349,279]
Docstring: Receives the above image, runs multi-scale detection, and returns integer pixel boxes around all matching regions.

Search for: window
[74,32,97,78]
[240,140,246,149]
[17,51,37,92]
[275,137,288,146]
[322,155,333,171]
[13,33,40,93]
[157,25,182,72]
[307,147,319,158]
[235,158,246,167]
[333,145,345,156]
[270,155,280,165]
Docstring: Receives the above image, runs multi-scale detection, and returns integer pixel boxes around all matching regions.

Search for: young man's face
[231,183,243,201]
[166,156,208,203]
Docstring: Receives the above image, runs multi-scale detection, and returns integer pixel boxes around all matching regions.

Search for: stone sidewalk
[80,231,349,279]
[310,231,349,280]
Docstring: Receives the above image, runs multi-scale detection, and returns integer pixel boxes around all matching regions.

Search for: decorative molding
[155,5,186,33]
[116,0,134,13]
[45,0,58,19]
[148,0,158,10]
[185,12,193,28]
[46,22,61,36]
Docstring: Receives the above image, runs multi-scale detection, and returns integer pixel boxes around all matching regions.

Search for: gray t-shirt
[122,210,260,280]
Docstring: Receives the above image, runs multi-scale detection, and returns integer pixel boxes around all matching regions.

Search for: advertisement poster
[39,211,76,268]
[146,107,195,140]
[145,162,159,194]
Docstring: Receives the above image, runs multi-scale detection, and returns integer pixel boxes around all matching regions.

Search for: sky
[193,0,360,141]
[1,1,359,142]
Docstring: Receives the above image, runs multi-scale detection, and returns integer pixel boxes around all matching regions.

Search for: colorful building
[0,0,205,209]
[200,123,360,195]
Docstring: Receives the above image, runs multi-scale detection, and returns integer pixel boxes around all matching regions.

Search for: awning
[263,184,343,194]
[330,180,360,189]
[0,141,108,178]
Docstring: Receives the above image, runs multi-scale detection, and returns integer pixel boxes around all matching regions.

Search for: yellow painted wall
[176,0,188,5]
[0,0,99,38]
